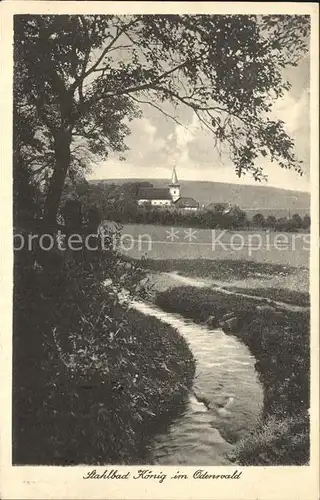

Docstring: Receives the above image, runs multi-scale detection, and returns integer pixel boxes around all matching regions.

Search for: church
[137,167,199,211]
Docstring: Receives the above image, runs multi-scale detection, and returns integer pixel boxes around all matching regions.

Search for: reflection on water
[132,301,264,465]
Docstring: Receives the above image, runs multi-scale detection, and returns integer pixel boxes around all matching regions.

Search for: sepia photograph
[12,10,313,467]
[1,3,319,499]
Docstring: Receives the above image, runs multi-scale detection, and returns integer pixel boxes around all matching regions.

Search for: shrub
[13,226,195,465]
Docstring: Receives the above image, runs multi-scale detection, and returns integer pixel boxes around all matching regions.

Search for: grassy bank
[143,258,298,280]
[142,258,309,289]
[13,264,195,465]
[141,257,310,302]
[155,286,310,465]
[224,286,310,307]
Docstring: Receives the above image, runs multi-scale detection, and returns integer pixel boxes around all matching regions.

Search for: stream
[131,300,264,465]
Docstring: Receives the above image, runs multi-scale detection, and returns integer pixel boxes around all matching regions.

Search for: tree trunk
[43,129,71,228]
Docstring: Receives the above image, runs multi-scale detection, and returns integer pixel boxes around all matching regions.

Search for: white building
[137,167,199,210]
[137,166,180,207]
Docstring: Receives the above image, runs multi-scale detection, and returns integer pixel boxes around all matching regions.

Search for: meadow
[120,224,310,268]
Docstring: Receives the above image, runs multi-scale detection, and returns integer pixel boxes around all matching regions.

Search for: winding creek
[131,300,264,465]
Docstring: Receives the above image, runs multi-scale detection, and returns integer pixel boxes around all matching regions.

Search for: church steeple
[171,166,179,185]
[169,165,180,202]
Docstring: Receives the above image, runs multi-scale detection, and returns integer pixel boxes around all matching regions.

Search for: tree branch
[106,61,188,97]
[78,17,93,103]
[127,94,187,129]
[154,85,228,114]
[78,17,141,83]
[31,96,57,135]
[30,157,54,175]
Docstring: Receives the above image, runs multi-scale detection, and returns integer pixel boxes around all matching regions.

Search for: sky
[87,48,310,193]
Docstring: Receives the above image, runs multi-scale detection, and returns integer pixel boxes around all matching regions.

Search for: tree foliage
[14,14,310,224]
[252,213,266,227]
[302,214,311,230]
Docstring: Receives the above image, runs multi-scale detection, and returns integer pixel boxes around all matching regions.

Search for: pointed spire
[170,165,179,185]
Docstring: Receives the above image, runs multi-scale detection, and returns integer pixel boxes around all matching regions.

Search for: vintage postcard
[0,2,319,499]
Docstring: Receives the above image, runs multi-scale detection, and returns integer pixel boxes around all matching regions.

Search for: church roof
[174,197,199,208]
[137,187,172,200]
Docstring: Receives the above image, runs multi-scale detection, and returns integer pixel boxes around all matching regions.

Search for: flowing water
[132,300,264,465]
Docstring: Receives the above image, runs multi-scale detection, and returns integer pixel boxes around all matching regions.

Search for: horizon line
[86,176,310,194]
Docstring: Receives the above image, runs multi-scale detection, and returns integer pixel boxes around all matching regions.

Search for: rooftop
[137,187,172,200]
[174,197,199,208]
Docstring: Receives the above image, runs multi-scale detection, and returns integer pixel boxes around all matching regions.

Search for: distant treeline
[106,206,310,232]
[61,180,310,232]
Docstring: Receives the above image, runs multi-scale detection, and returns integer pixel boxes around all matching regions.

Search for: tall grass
[225,286,310,307]
[229,412,309,466]
[142,258,303,281]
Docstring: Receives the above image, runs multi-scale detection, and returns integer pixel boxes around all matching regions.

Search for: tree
[302,214,311,230]
[291,213,303,229]
[265,215,277,229]
[210,203,228,214]
[252,213,265,228]
[226,205,248,228]
[275,217,289,232]
[14,15,310,225]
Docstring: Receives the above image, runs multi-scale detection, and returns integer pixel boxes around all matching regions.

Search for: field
[119,223,310,268]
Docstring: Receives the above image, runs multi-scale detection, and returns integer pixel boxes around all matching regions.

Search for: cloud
[87,56,310,193]
[124,116,167,165]
[175,113,199,149]
[270,89,310,183]
[272,89,309,136]
[126,117,156,147]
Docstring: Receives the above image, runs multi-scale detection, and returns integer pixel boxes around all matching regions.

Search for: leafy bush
[13,226,195,465]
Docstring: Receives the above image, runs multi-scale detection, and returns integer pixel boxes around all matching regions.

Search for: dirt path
[148,271,310,313]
